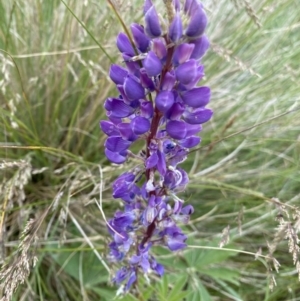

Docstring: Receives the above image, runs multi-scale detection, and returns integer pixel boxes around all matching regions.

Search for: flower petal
[183,108,213,124]
[166,120,187,139]
[181,86,210,108]
[105,136,131,152]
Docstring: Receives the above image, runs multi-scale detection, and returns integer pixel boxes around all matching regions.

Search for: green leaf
[201,267,240,286]
[187,279,213,301]
[167,274,189,301]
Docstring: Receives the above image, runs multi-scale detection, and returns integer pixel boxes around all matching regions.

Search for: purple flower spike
[117,33,135,56]
[166,120,187,139]
[143,51,163,77]
[131,23,150,53]
[124,75,145,100]
[145,6,162,38]
[169,13,183,43]
[185,6,207,38]
[100,0,211,291]
[181,86,210,108]
[155,90,175,113]
[131,116,151,135]
[183,108,213,124]
[190,34,210,60]
[175,59,197,85]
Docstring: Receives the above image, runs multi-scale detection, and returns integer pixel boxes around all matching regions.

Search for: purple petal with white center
[164,169,182,190]
[106,98,134,118]
[116,33,135,56]
[179,136,201,148]
[146,152,158,169]
[105,149,127,164]
[158,207,167,220]
[168,13,183,43]
[185,6,207,38]
[181,86,210,108]
[143,51,162,77]
[155,90,175,113]
[143,206,157,225]
[100,120,119,136]
[168,148,188,166]
[118,123,138,141]
[183,108,213,124]
[161,71,176,91]
[157,149,166,176]
[166,102,185,120]
[152,38,167,60]
[181,204,194,215]
[140,100,154,118]
[173,199,183,214]
[175,60,197,85]
[178,167,189,186]
[190,34,210,60]
[166,120,187,139]
[131,23,150,52]
[131,116,150,135]
[145,6,162,38]
[140,68,156,91]
[109,64,128,85]
[172,43,195,66]
[163,140,176,153]
[105,136,131,152]
[124,75,145,100]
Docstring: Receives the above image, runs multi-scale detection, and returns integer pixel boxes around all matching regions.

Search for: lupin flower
[100,0,212,292]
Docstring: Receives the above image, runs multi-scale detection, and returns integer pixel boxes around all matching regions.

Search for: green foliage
[1,0,300,300]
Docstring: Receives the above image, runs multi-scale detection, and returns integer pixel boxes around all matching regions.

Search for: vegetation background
[0,0,299,300]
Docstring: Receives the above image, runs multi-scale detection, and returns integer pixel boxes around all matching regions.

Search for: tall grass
[0,0,299,300]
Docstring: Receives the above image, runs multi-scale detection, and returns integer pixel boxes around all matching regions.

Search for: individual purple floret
[100,0,212,292]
